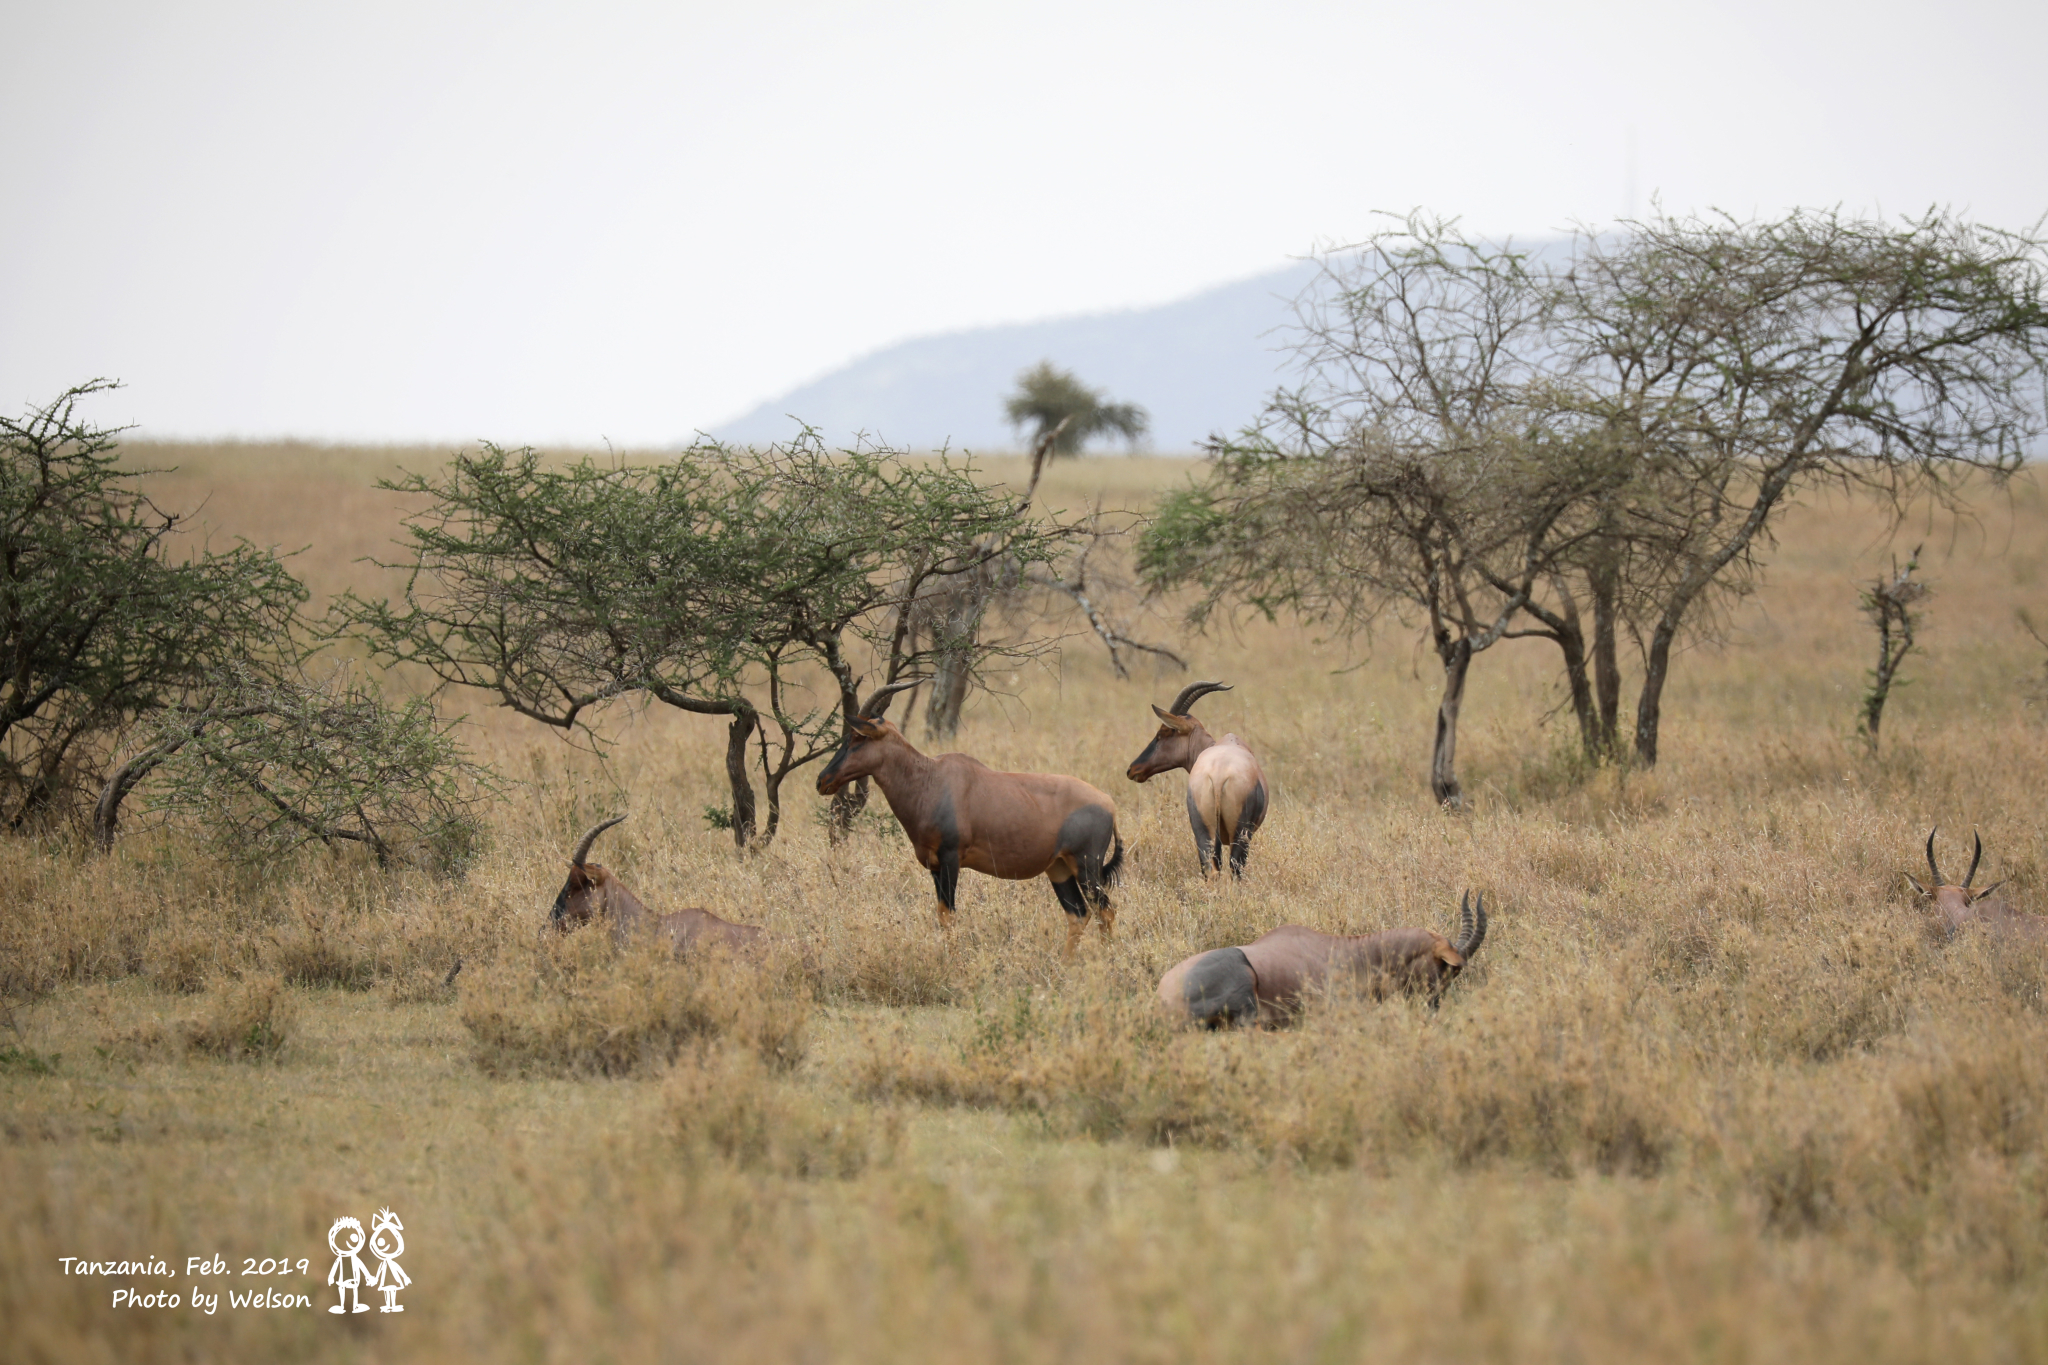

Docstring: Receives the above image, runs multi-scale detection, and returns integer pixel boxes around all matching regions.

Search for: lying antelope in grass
[1906,828,2044,942]
[815,680,1124,956]
[552,816,769,953]
[1156,892,1488,1027]
[1126,680,1268,879]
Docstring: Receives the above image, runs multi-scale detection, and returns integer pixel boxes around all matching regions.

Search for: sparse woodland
[6,210,2048,1363]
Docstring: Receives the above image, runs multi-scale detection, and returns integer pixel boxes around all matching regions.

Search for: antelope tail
[1102,831,1125,886]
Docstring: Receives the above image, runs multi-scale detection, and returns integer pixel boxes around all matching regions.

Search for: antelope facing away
[1906,828,2043,941]
[1156,892,1488,1027]
[815,681,1124,957]
[1126,680,1268,879]
[552,816,768,954]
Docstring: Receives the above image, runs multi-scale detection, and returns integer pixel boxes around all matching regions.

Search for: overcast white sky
[2,0,2042,446]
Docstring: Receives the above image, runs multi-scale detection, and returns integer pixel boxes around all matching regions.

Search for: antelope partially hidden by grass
[1156,892,1488,1027]
[815,681,1124,957]
[1125,680,1268,878]
[552,816,768,953]
[1907,828,2043,941]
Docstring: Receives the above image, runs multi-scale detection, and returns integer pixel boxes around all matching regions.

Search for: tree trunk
[1633,619,1678,767]
[724,707,758,849]
[1431,635,1474,809]
[924,587,982,741]
[92,742,179,851]
[1589,560,1622,754]
[1545,578,1598,759]
[829,777,869,845]
[925,643,973,741]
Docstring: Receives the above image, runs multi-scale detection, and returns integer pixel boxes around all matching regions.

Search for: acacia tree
[1139,216,1617,806]
[1147,208,2048,790]
[1551,208,2048,765]
[333,435,1071,849]
[1004,361,1149,457]
[0,382,309,828]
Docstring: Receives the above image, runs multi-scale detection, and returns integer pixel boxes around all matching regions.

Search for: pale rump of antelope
[1906,828,2044,941]
[1156,892,1488,1027]
[551,816,769,954]
[815,681,1124,957]
[1125,680,1268,879]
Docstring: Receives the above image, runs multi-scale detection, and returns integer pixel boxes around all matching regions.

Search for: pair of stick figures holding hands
[327,1209,409,1314]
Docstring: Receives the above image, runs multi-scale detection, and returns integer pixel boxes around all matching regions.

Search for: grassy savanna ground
[5,441,2048,1363]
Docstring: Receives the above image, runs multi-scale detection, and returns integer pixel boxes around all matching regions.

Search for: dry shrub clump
[104,976,296,1061]
[143,927,214,995]
[859,968,1679,1174]
[462,938,812,1078]
[667,1045,901,1178]
[1700,1009,2048,1281]
[184,976,295,1059]
[266,907,382,990]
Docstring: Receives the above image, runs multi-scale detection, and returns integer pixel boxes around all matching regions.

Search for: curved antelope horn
[1454,890,1488,961]
[569,815,627,866]
[1964,831,1983,889]
[858,679,922,719]
[1166,680,1233,716]
[1926,827,1944,886]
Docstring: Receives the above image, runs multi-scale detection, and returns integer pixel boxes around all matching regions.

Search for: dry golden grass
[3,443,2048,1361]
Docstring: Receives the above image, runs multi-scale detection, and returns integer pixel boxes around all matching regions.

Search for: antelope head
[552,815,639,932]
[1906,827,2007,939]
[1126,680,1232,783]
[816,681,920,796]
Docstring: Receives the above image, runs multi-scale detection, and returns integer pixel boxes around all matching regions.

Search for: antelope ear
[1150,705,1191,730]
[849,715,886,738]
[1972,881,2007,903]
[1905,874,1930,898]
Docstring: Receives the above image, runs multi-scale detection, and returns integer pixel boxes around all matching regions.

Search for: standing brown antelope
[552,816,769,954]
[1126,680,1269,878]
[1906,828,2043,941]
[815,681,1124,957]
[1155,892,1487,1026]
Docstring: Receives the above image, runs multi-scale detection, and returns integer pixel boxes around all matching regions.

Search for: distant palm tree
[1003,361,1148,457]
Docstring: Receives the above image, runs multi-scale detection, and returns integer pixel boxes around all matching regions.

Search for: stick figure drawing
[326,1217,371,1314]
[366,1207,410,1312]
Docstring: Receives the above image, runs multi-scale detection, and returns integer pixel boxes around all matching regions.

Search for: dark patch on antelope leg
[1186,789,1217,875]
[930,841,961,928]
[1050,874,1090,920]
[1182,947,1258,1028]
[1229,780,1267,880]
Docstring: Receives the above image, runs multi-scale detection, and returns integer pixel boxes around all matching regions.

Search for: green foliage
[139,663,494,874]
[1004,361,1148,456]
[0,382,308,827]
[0,1044,59,1075]
[1132,485,1226,599]
[334,433,1072,847]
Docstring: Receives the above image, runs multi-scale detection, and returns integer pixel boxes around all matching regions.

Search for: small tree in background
[1004,361,1148,457]
[1857,549,1929,752]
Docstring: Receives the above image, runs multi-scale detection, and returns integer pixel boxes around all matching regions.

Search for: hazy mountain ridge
[709,260,1324,454]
